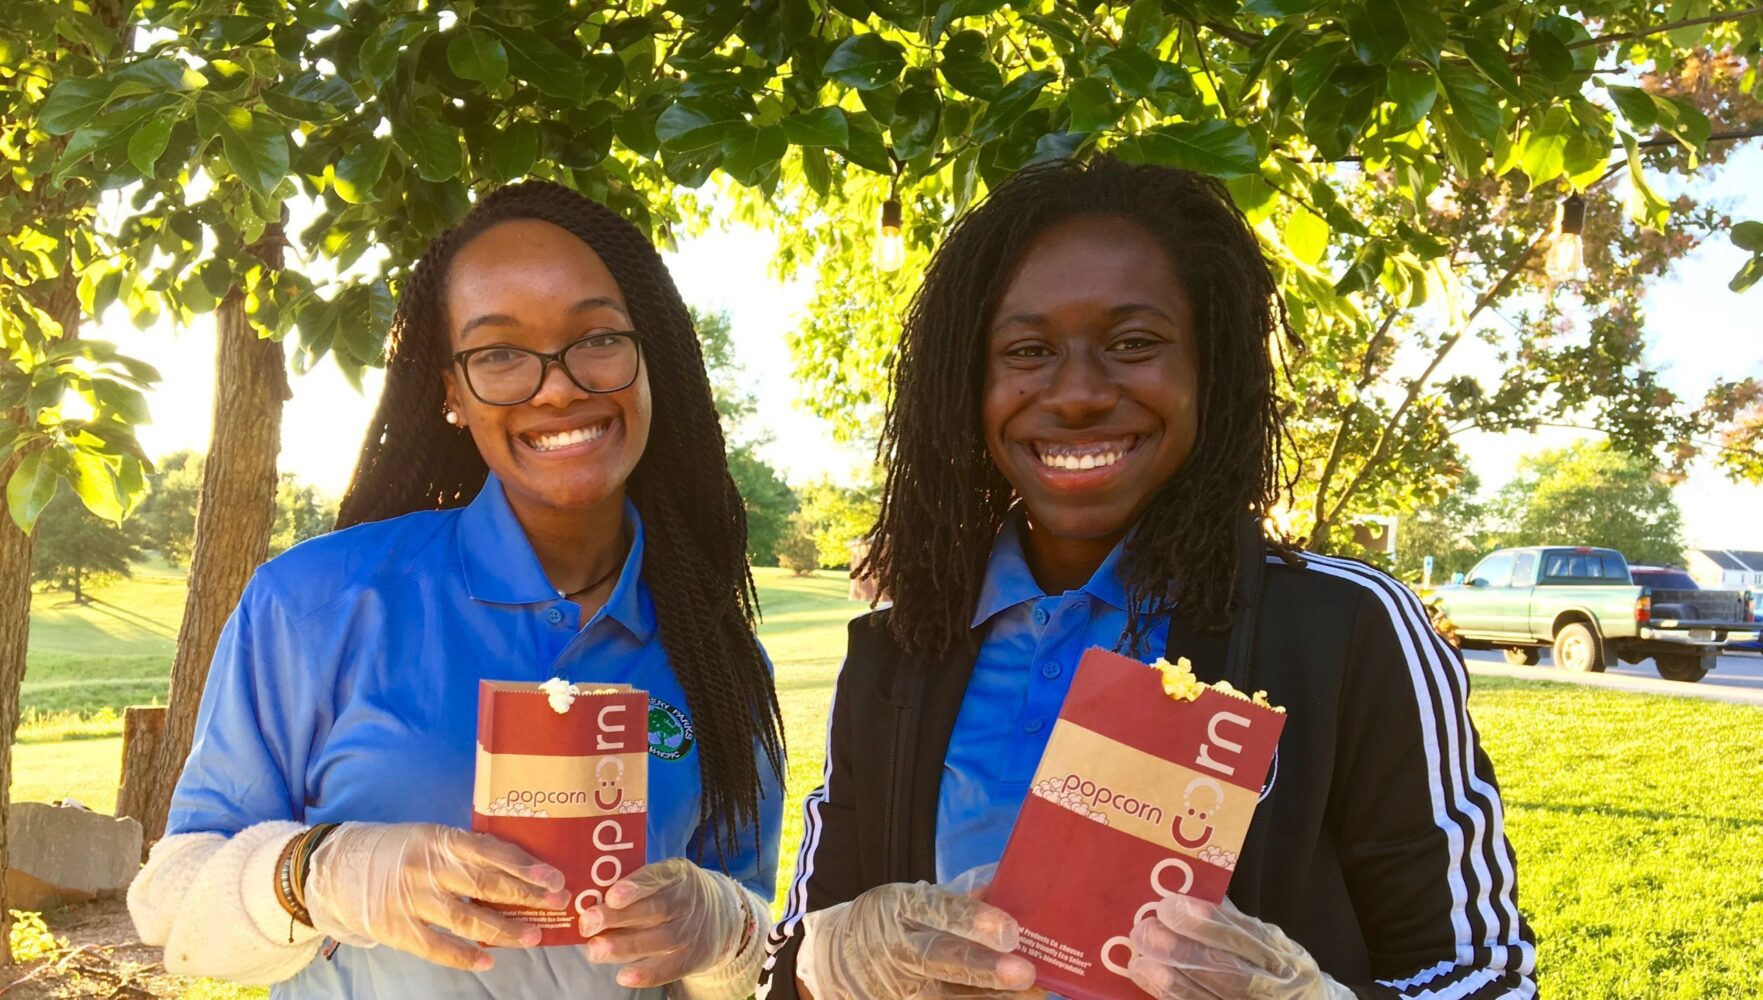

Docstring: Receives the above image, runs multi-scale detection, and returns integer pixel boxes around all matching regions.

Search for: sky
[110,145,1763,550]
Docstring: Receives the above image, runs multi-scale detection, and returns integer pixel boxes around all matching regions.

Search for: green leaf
[1731,256,1763,293]
[823,34,905,91]
[1621,133,1670,230]
[1118,120,1260,178]
[973,70,1054,142]
[1606,85,1659,130]
[1345,0,1410,66]
[335,138,390,203]
[1385,61,1437,133]
[1290,41,1347,103]
[1463,38,1521,98]
[782,107,850,148]
[484,120,539,181]
[6,449,57,533]
[69,447,125,523]
[891,86,941,160]
[839,111,892,173]
[38,79,113,135]
[449,27,509,88]
[721,123,787,185]
[263,70,356,123]
[1030,131,1087,164]
[1392,0,1445,64]
[800,144,832,196]
[1733,221,1763,253]
[127,115,173,175]
[1066,77,1119,133]
[1436,60,1501,142]
[392,117,464,182]
[1526,31,1574,84]
[197,104,291,201]
[941,30,1002,99]
[1283,206,1329,265]
[497,27,586,100]
[657,97,749,152]
[1518,105,1571,190]
[1100,47,1159,100]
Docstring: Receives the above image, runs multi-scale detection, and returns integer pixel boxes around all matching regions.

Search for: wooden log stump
[116,706,166,855]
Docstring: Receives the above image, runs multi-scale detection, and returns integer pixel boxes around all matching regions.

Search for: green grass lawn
[16,566,1763,997]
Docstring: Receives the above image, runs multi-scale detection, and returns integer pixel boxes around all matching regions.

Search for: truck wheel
[1503,648,1540,666]
[1552,623,1605,673]
[1654,655,1709,683]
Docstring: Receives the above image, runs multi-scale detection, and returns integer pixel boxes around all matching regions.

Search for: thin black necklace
[558,536,627,602]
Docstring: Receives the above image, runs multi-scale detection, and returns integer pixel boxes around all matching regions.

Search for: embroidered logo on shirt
[647,697,695,761]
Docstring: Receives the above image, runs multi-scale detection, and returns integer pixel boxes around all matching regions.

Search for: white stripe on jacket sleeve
[762,662,842,975]
[1299,554,1535,998]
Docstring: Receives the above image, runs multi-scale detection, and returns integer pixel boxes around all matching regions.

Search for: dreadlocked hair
[863,155,1301,658]
[336,180,782,860]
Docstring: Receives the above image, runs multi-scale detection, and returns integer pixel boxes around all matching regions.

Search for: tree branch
[1310,302,1402,534]
[1568,5,1763,50]
[1321,240,1540,530]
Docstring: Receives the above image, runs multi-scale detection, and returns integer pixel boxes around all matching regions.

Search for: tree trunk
[130,273,290,844]
[114,705,166,847]
[0,295,75,963]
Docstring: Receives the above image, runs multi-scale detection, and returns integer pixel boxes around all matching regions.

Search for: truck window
[1544,552,1599,579]
[1469,552,1515,587]
[1601,552,1628,579]
[1512,551,1539,587]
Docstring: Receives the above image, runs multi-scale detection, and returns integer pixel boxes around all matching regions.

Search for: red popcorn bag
[472,679,648,945]
[987,648,1286,1000]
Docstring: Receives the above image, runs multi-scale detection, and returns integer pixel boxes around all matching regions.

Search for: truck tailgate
[1648,588,1747,624]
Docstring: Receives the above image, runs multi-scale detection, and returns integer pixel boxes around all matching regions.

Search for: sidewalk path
[1464,653,1763,707]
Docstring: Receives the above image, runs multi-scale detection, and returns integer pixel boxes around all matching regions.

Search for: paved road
[1462,647,1763,706]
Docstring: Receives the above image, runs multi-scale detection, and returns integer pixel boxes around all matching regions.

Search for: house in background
[1685,549,1763,590]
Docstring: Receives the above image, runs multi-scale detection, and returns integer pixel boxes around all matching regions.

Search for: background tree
[269,474,336,557]
[133,451,202,565]
[30,490,143,604]
[778,513,822,576]
[18,0,1761,840]
[795,475,882,570]
[1394,473,1491,585]
[1493,439,1687,565]
[693,305,800,565]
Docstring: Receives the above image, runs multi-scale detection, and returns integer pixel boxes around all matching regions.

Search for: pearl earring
[444,408,460,426]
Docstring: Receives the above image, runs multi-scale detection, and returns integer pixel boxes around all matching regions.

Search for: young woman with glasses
[129,181,784,999]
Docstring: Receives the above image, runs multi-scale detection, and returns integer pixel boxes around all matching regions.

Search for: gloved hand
[1126,894,1354,1000]
[305,822,568,972]
[577,858,766,990]
[798,869,1045,1000]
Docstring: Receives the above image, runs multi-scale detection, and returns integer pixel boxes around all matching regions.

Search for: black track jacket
[759,526,1537,999]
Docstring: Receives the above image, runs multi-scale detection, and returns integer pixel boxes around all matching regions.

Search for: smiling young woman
[759,157,1536,1000]
[128,182,783,999]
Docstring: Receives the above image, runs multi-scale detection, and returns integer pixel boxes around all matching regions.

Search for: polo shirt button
[1032,607,1050,626]
[546,608,564,624]
[1025,718,1044,734]
[1040,661,1061,680]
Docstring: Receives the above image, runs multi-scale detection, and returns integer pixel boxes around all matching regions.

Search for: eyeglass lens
[465,335,638,404]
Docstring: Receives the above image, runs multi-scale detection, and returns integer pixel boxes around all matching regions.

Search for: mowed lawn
[17,567,1763,997]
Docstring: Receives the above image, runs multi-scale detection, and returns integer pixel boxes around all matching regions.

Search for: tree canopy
[1493,439,1687,565]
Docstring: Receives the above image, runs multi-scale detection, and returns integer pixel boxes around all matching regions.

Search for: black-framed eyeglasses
[451,331,643,406]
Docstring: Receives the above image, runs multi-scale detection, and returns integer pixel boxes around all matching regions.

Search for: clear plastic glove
[799,867,1045,1000]
[1126,894,1354,1000]
[577,858,762,989]
[305,822,568,972]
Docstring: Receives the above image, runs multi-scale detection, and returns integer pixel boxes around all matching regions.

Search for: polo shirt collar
[969,510,1133,629]
[457,475,655,642]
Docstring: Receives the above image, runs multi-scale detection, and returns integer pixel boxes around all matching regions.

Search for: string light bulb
[1544,193,1586,281]
[874,197,905,272]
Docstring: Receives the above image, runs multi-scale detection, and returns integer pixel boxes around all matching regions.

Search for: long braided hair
[337,181,782,858]
[864,155,1300,657]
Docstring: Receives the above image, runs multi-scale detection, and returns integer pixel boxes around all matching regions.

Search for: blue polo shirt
[934,516,1170,883]
[168,474,782,998]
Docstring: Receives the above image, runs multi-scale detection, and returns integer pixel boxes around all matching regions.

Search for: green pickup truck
[1432,546,1756,682]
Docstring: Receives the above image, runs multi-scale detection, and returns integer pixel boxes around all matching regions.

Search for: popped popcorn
[1150,657,1285,713]
[1030,775,1110,826]
[538,677,577,714]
